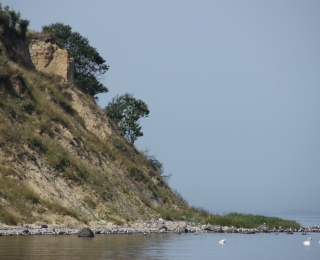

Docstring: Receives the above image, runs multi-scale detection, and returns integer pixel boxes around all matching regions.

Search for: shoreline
[0,219,319,236]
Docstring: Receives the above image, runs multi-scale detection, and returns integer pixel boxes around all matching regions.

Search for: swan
[219,239,226,244]
[303,237,312,246]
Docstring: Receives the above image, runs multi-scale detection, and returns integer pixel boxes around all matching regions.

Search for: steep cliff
[0,30,184,226]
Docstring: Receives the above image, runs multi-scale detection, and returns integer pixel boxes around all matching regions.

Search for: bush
[129,166,147,182]
[15,99,35,114]
[18,19,29,37]
[0,5,29,36]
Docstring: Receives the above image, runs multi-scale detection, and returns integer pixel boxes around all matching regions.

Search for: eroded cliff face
[0,32,179,226]
[27,36,117,140]
[28,37,74,83]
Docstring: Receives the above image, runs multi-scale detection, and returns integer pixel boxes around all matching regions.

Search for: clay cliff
[28,36,75,84]
[0,30,185,226]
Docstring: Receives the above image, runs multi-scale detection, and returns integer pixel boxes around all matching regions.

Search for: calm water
[1,217,320,260]
[277,215,320,228]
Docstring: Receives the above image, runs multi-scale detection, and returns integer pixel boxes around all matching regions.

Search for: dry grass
[0,53,194,224]
[0,207,18,225]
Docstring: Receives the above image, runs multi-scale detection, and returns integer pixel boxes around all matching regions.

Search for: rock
[22,229,30,235]
[28,38,75,83]
[35,221,48,228]
[78,227,94,237]
[178,225,187,233]
[157,224,167,231]
[257,224,269,231]
[204,224,222,232]
[201,225,207,230]
[225,227,238,233]
[158,218,165,224]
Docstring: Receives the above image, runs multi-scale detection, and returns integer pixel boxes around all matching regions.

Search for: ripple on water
[0,232,320,259]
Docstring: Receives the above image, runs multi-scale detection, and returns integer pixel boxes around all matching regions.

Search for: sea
[0,215,319,260]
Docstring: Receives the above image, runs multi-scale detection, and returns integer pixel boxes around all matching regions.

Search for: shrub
[18,19,29,37]
[0,5,29,36]
[173,189,189,206]
[15,99,35,114]
[129,166,147,182]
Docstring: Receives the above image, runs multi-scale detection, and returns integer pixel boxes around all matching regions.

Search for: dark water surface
[0,231,320,260]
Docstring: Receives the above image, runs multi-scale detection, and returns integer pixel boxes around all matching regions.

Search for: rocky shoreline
[0,219,319,237]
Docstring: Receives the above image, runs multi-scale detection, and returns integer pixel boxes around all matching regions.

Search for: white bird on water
[303,237,312,246]
[219,239,226,244]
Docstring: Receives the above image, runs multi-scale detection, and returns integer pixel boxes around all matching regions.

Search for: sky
[3,0,320,216]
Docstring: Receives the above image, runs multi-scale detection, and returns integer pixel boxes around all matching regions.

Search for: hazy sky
[3,0,320,216]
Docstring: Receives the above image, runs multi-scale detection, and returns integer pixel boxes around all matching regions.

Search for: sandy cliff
[0,32,182,226]
[28,36,75,84]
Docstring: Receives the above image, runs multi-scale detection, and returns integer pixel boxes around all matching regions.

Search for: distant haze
[5,0,320,215]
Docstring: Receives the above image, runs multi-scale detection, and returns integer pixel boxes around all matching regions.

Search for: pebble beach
[0,218,319,237]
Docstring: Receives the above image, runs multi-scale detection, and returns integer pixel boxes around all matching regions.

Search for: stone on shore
[257,224,269,233]
[225,227,238,233]
[204,224,223,232]
[78,227,94,237]
[35,221,48,228]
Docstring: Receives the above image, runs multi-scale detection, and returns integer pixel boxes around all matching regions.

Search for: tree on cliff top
[42,23,109,98]
[0,4,30,37]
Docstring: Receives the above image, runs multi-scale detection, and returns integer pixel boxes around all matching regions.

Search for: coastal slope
[0,28,183,226]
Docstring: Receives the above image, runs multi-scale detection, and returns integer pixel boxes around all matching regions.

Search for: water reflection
[0,233,179,260]
[0,232,319,259]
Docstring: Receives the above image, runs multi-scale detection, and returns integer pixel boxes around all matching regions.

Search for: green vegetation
[0,4,32,68]
[206,212,301,229]
[42,23,109,98]
[0,206,18,225]
[0,4,30,37]
[0,174,39,224]
[154,190,301,229]
[105,93,149,143]
[141,148,172,182]
[129,166,148,182]
[0,169,84,224]
[141,148,164,173]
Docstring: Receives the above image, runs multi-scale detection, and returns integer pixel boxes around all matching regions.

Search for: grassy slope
[0,25,302,229]
[0,36,183,224]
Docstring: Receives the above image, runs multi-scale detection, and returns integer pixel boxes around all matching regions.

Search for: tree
[0,5,30,37]
[42,23,109,98]
[105,93,149,143]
